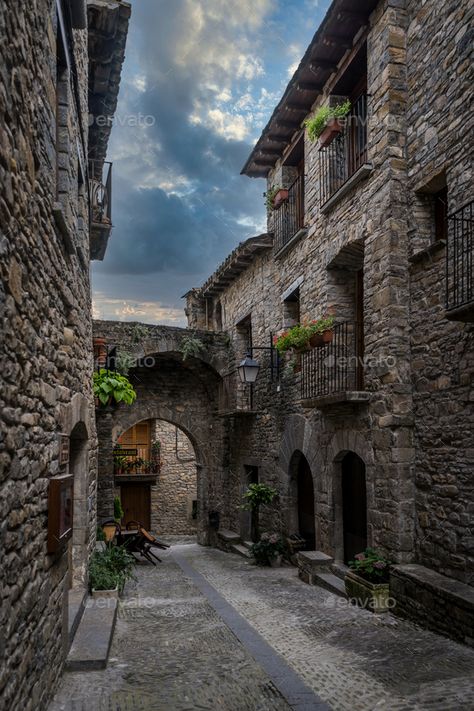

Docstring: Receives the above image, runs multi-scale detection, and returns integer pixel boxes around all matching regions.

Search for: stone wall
[186,0,473,594]
[151,421,197,535]
[0,3,96,709]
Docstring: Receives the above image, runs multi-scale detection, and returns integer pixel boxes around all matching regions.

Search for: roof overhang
[196,234,274,298]
[241,0,378,178]
[87,0,131,162]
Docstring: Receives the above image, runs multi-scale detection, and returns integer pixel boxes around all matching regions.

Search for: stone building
[186,0,474,644]
[0,1,130,708]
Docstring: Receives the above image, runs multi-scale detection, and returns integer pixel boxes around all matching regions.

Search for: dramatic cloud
[93,0,331,325]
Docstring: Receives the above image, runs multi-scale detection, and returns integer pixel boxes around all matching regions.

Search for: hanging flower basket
[273,188,289,209]
[318,119,344,148]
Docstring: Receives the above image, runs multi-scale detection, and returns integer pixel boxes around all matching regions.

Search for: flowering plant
[273,316,334,354]
[250,532,285,566]
[348,548,391,583]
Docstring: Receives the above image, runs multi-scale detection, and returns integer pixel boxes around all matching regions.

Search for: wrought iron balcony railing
[113,447,160,478]
[446,201,474,317]
[319,94,368,206]
[89,160,112,226]
[301,321,364,401]
[273,174,305,252]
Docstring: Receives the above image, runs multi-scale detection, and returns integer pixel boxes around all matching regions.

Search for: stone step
[331,562,349,581]
[217,529,241,544]
[313,572,347,598]
[230,543,253,559]
[298,550,334,568]
[66,596,118,671]
[242,540,254,550]
[67,588,87,648]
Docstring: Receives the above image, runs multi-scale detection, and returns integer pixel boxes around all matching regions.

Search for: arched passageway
[341,452,367,563]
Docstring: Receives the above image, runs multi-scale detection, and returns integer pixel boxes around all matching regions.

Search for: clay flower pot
[273,188,289,209]
[318,120,344,148]
[309,329,334,348]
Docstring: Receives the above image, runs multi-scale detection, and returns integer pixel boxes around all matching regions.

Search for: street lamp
[238,354,260,384]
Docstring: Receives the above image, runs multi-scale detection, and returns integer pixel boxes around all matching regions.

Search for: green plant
[115,350,136,376]
[113,496,124,523]
[179,333,205,361]
[131,323,149,344]
[264,185,281,212]
[304,100,351,141]
[241,483,278,510]
[349,548,391,583]
[96,525,106,542]
[273,316,335,354]
[250,532,285,566]
[93,369,137,406]
[89,545,136,592]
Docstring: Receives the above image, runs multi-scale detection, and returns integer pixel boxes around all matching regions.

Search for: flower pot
[318,121,343,148]
[91,586,118,600]
[273,188,289,209]
[309,329,333,348]
[344,570,391,613]
[270,555,282,568]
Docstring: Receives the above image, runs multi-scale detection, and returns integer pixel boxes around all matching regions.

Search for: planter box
[318,121,343,148]
[309,330,333,348]
[91,587,118,600]
[273,188,288,209]
[345,570,390,613]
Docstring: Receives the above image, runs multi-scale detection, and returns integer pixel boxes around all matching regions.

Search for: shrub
[241,483,277,511]
[250,532,285,566]
[304,100,351,141]
[93,369,137,406]
[179,334,205,361]
[273,316,334,354]
[89,545,136,592]
[113,496,124,523]
[348,548,391,583]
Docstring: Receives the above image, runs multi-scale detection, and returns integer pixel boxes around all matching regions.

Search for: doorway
[297,456,315,550]
[240,465,259,542]
[341,452,367,563]
[121,484,151,529]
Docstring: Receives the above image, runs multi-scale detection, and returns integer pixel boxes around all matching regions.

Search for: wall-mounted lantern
[238,354,260,384]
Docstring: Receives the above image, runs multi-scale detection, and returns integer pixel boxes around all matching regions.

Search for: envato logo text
[89,113,156,128]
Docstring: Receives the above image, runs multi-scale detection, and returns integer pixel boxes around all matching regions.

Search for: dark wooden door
[120,484,151,529]
[297,457,315,550]
[342,453,367,563]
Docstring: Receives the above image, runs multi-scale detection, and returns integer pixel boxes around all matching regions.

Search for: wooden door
[342,453,367,563]
[120,484,151,529]
[118,421,151,462]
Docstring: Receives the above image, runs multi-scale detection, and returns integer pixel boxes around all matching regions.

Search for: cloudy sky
[92,0,331,326]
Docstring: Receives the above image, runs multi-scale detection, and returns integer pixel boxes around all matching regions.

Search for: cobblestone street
[50,543,474,711]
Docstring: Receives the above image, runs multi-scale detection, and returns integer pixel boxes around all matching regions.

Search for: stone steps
[66,596,118,671]
[313,572,347,598]
[230,543,253,559]
[242,540,254,550]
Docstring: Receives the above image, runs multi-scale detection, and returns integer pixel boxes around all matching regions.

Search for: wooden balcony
[89,160,112,261]
[273,174,306,255]
[113,448,159,483]
[446,201,474,322]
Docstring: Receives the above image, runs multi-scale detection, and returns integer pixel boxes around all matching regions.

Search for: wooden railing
[113,447,160,477]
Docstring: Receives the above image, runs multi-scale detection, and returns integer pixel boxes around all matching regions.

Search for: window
[236,314,252,354]
[283,286,301,327]
[434,187,448,242]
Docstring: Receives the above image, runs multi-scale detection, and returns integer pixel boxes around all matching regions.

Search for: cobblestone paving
[50,544,474,711]
[179,545,474,711]
[50,549,290,711]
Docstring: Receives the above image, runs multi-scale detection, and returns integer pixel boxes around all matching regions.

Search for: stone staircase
[217,529,254,560]
[297,551,348,598]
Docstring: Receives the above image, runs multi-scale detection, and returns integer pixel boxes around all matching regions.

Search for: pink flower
[355,553,365,561]
[373,561,386,569]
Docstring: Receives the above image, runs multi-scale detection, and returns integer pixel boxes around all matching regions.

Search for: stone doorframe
[327,430,375,563]
[102,404,211,545]
[58,392,93,588]
[276,414,320,545]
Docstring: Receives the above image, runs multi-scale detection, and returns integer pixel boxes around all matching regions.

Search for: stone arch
[288,450,316,549]
[327,430,374,562]
[277,415,321,539]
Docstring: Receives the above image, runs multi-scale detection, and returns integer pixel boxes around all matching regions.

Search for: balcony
[319,94,372,213]
[300,321,369,409]
[273,174,306,255]
[89,160,112,261]
[113,447,160,483]
[446,201,474,322]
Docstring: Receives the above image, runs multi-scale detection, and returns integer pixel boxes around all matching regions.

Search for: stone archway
[288,451,316,550]
[327,430,374,562]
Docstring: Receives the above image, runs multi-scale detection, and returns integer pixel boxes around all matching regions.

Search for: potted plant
[304,100,351,147]
[113,496,124,523]
[250,532,286,566]
[265,185,288,212]
[114,454,127,476]
[345,548,392,613]
[89,545,136,598]
[93,369,137,407]
[274,317,335,358]
[240,483,278,542]
[308,316,335,347]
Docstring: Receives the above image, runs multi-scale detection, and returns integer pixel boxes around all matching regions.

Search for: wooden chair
[122,520,169,565]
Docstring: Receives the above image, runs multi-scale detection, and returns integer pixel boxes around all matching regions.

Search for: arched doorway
[69,421,89,588]
[341,452,367,563]
[114,418,198,535]
[289,452,316,550]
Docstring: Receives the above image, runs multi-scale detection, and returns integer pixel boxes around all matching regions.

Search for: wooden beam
[336,10,368,23]
[258,148,282,157]
[285,103,308,112]
[296,82,322,92]
[322,35,353,50]
[309,59,338,72]
[267,134,289,143]
[253,158,276,166]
